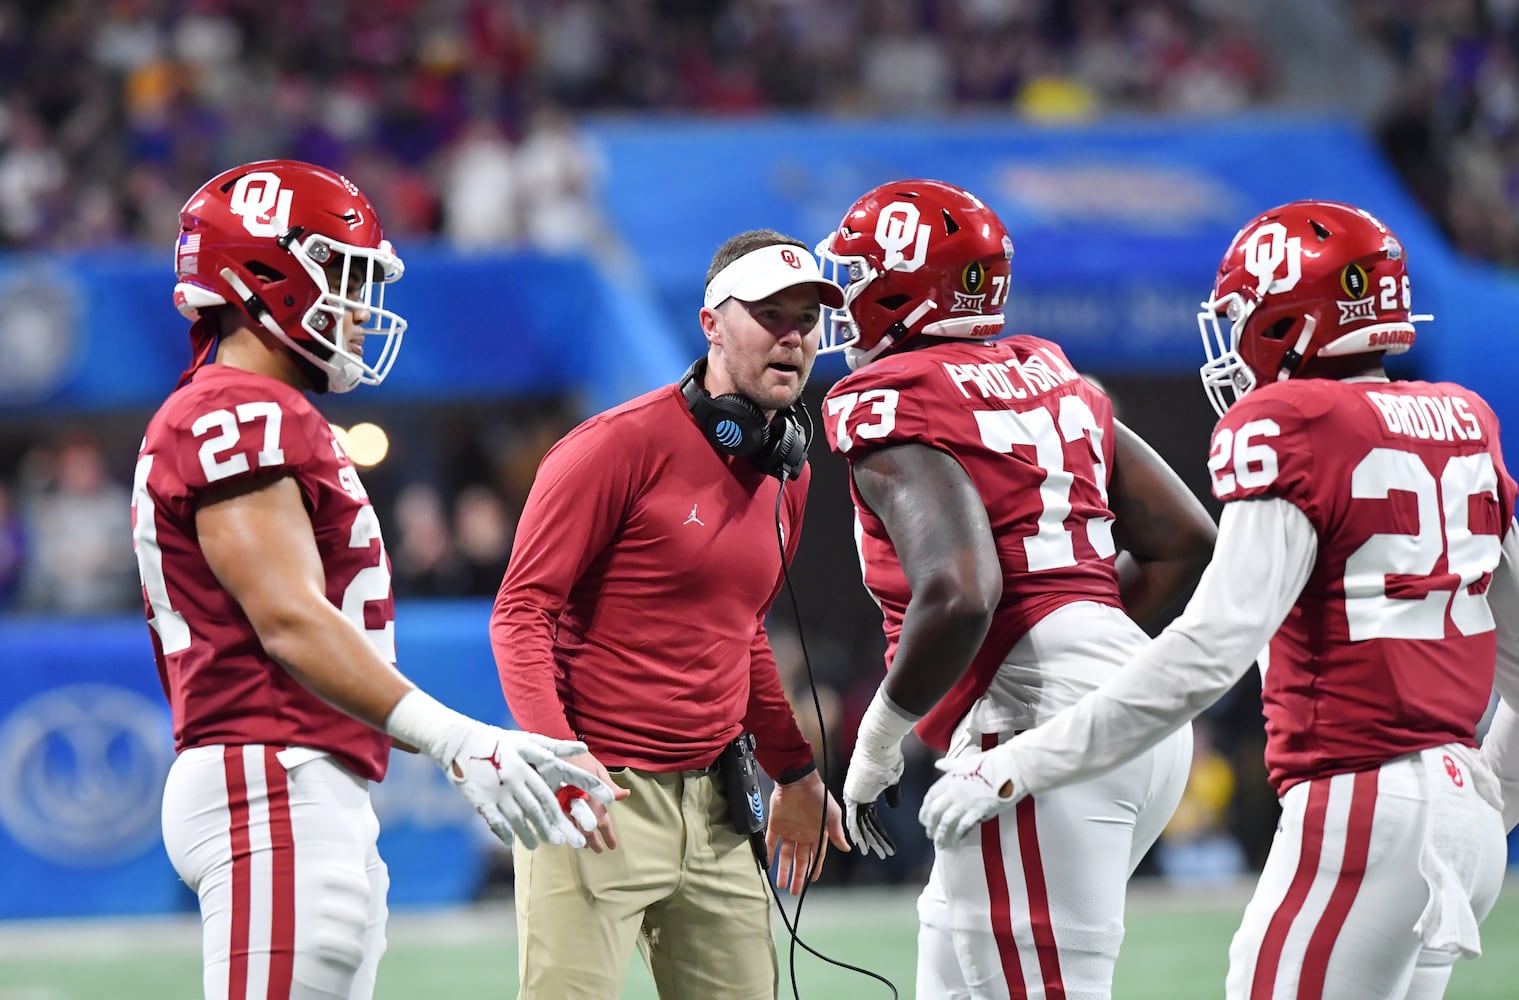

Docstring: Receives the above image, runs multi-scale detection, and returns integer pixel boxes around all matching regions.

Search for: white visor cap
[703,244,846,310]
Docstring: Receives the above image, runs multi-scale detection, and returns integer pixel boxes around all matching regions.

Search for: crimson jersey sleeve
[158,378,323,508]
[1465,391,1519,538]
[492,415,640,743]
[1206,385,1327,523]
[821,353,939,460]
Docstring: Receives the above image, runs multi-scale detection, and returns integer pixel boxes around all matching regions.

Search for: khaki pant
[513,766,777,1000]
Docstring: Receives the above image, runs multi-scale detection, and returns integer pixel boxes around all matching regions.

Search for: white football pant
[162,745,390,1000]
[1226,744,1507,1000]
[918,602,1194,999]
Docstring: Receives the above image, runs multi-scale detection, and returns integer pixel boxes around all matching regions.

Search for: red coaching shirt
[822,336,1124,751]
[1209,378,1518,791]
[131,365,393,781]
[491,385,815,779]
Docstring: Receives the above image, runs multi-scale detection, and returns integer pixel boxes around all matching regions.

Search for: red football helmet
[815,179,1015,370]
[1198,199,1429,416]
[173,160,407,393]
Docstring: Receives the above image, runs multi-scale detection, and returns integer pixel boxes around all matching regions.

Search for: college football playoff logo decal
[961,260,986,293]
[1340,262,1369,298]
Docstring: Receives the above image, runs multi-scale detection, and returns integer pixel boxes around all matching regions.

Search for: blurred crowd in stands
[0,0,1271,251]
[0,398,581,615]
[1357,0,1519,267]
[3,0,1511,264]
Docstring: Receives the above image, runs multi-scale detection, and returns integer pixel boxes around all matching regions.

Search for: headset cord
[767,484,899,1000]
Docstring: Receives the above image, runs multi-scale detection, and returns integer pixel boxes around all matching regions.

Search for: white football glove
[843,688,920,859]
[919,744,1022,849]
[385,690,615,849]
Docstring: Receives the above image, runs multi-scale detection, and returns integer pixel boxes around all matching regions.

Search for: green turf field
[1,880,1514,998]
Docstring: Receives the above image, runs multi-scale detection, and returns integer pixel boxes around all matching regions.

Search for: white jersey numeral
[132,453,192,655]
[192,402,286,482]
[1209,419,1281,496]
[1343,448,1500,640]
[1379,274,1411,311]
[343,505,396,662]
[825,388,900,453]
[976,395,1113,572]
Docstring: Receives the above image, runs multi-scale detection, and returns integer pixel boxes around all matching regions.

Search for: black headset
[679,358,811,481]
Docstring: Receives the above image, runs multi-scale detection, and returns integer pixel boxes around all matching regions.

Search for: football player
[133,160,613,1000]
[816,179,1216,999]
[923,199,1519,999]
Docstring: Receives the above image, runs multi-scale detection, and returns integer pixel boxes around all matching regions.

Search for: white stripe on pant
[161,745,389,999]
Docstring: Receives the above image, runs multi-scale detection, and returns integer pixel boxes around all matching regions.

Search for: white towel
[1412,745,1496,959]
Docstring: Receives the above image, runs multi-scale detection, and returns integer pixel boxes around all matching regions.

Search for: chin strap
[1275,314,1318,381]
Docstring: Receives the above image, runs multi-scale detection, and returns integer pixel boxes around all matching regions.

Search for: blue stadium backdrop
[2,113,1517,918]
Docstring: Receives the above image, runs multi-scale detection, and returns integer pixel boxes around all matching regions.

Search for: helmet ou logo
[1241,222,1302,295]
[229,172,295,239]
[875,202,932,272]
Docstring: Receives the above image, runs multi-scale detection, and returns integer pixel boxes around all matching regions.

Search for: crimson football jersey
[131,364,393,781]
[823,337,1123,750]
[1209,378,1518,792]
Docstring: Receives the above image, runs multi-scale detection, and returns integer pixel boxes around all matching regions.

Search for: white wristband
[384,689,466,765]
[858,687,921,751]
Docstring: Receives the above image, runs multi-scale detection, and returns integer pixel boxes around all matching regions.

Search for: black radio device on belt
[717,733,766,859]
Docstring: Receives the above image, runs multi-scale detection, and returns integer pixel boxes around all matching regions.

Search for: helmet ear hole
[876,294,911,310]
[246,261,286,284]
[1262,317,1295,341]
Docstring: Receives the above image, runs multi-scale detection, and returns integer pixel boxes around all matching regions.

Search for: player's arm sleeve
[1003,495,1317,798]
[745,475,816,782]
[818,364,928,460]
[1480,520,1519,831]
[491,424,634,741]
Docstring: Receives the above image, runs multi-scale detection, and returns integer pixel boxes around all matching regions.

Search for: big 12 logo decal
[229,171,294,238]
